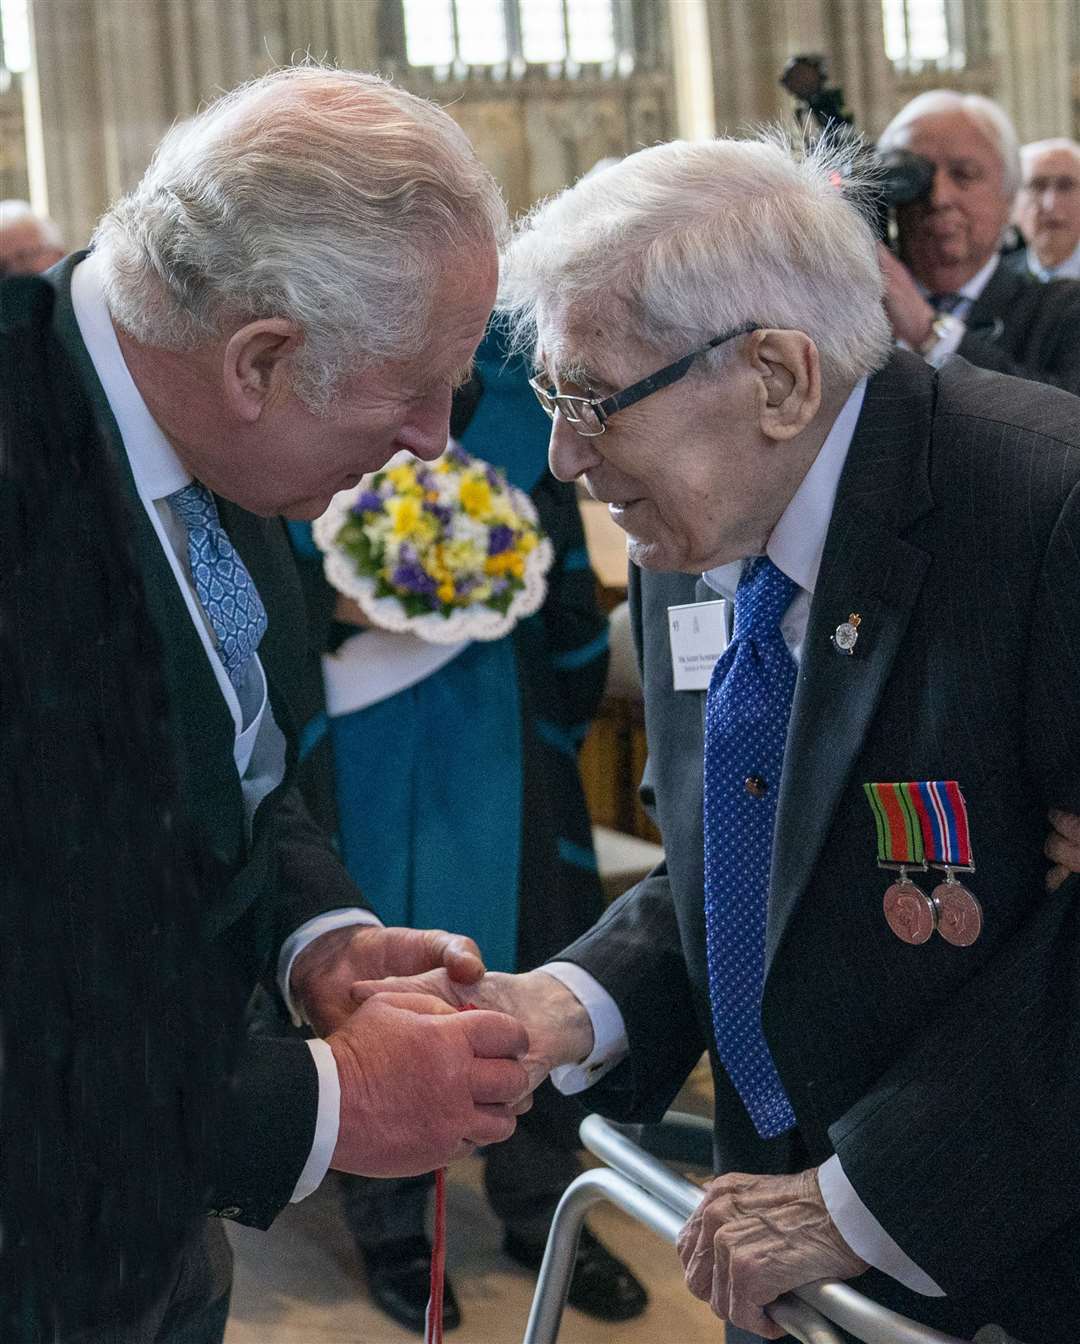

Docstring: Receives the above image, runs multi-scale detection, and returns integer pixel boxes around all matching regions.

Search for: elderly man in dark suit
[3,65,533,1344]
[359,134,1080,1343]
[876,89,1080,396]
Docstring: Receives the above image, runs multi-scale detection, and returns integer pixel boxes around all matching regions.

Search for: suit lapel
[765,354,935,975]
[46,256,244,864]
[964,261,1023,341]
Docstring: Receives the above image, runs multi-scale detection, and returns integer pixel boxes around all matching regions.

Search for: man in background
[875,90,1080,394]
[1012,138,1080,281]
[0,199,64,276]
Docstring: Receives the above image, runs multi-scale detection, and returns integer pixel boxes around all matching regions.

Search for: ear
[749,329,821,442]
[223,319,303,423]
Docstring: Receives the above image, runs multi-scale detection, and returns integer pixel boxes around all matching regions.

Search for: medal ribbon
[910,780,974,868]
[863,781,925,865]
[865,780,973,868]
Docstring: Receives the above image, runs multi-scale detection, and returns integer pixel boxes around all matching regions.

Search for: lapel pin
[832,612,861,655]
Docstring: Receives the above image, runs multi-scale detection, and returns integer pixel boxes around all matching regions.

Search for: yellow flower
[517,530,537,554]
[386,495,423,537]
[386,464,422,495]
[437,580,456,604]
[460,476,493,518]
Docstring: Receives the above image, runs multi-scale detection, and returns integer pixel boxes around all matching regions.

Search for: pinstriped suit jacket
[556,351,1080,1342]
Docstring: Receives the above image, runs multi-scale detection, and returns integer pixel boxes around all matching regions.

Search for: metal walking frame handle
[522,1111,977,1344]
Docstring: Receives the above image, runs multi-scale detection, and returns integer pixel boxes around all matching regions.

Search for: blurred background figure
[286,322,647,1335]
[875,89,1080,393]
[0,200,64,276]
[1012,138,1080,280]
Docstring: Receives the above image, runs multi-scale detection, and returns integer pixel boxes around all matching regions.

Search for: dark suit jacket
[556,352,1080,1341]
[950,254,1080,396]
[43,255,368,1229]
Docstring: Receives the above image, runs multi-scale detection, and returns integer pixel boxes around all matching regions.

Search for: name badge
[667,600,729,691]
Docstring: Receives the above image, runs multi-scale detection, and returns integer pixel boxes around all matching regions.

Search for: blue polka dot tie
[167,482,268,693]
[703,556,799,1139]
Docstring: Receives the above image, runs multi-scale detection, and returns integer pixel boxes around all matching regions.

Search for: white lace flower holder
[313,479,554,645]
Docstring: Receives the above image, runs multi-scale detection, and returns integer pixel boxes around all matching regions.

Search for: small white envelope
[667,600,730,691]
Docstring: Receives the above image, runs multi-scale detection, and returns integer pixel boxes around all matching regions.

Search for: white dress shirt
[70,253,375,1203]
[912,252,1000,369]
[1026,239,1080,282]
[547,378,944,1298]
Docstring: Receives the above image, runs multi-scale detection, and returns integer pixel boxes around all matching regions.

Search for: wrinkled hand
[351,967,595,1092]
[1046,808,1080,893]
[328,991,531,1177]
[878,244,936,348]
[677,1169,868,1338]
[291,925,485,1037]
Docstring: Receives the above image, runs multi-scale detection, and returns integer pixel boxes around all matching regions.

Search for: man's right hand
[350,968,596,1091]
[327,992,530,1177]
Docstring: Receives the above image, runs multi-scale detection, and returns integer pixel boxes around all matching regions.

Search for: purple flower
[445,443,471,467]
[491,577,510,594]
[485,466,501,489]
[423,499,453,527]
[352,490,383,515]
[488,524,515,556]
[392,560,437,595]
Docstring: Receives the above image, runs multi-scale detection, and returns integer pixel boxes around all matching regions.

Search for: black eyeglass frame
[528,322,761,437]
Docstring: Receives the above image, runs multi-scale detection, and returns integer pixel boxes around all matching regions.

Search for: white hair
[0,200,62,247]
[92,65,507,412]
[498,134,893,388]
[1020,138,1080,178]
[878,90,1021,197]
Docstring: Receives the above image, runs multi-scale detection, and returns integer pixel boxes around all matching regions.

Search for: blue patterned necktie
[703,556,799,1139]
[167,482,268,692]
[929,292,965,314]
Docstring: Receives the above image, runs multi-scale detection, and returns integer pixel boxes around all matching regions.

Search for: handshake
[288,923,593,1178]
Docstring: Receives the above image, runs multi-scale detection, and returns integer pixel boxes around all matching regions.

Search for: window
[882,0,965,71]
[401,0,633,74]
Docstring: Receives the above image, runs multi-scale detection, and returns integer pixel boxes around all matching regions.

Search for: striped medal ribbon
[864,781,981,946]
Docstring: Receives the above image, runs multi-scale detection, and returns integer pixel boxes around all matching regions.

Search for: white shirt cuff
[542,961,629,1094]
[921,315,966,368]
[289,1038,340,1203]
[817,1154,945,1297]
[277,908,382,1027]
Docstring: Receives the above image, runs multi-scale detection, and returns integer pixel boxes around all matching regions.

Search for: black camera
[779,54,934,240]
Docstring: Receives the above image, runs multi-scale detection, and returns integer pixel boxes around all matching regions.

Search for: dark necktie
[929,292,965,314]
[703,556,799,1139]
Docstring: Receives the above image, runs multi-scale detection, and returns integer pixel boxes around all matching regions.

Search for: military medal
[864,782,935,944]
[910,780,982,947]
[865,779,982,947]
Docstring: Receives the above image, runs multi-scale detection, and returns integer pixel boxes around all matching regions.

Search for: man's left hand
[677,1168,868,1338]
[290,925,485,1037]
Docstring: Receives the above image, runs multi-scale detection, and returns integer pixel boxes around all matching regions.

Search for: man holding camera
[876,90,1080,395]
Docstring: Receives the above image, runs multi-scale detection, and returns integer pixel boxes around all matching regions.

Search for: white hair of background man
[878,90,1022,198]
[92,65,508,412]
[498,135,893,388]
[1020,137,1080,175]
[0,200,63,246]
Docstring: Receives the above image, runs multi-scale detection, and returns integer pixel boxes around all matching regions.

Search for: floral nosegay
[313,445,554,644]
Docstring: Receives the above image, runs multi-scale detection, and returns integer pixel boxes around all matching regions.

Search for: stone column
[669,0,715,139]
[986,0,1070,142]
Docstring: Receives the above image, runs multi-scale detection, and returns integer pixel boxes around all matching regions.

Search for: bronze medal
[931,878,983,947]
[883,880,937,945]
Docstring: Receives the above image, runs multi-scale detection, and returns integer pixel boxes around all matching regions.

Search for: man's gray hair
[1020,137,1080,177]
[93,66,507,411]
[878,90,1022,197]
[498,135,893,387]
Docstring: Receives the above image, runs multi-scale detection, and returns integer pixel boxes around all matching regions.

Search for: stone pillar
[986,0,1070,142]
[669,0,715,139]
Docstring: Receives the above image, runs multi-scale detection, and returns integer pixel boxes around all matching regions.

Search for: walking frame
[522,1112,1028,1344]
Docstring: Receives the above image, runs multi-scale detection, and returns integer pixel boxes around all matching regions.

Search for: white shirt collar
[702,377,868,601]
[914,251,999,306]
[1027,239,1080,282]
[69,252,192,503]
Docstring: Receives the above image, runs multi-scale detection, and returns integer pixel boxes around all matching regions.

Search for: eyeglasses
[528,322,761,437]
